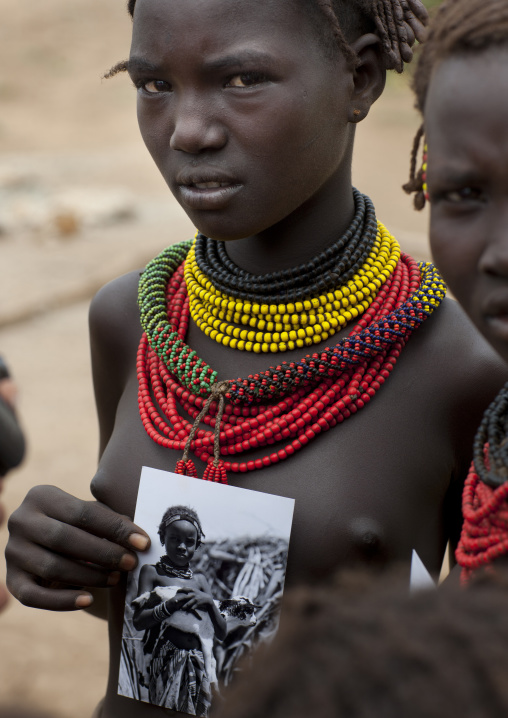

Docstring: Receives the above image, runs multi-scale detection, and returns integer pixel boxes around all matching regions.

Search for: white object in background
[410,549,436,592]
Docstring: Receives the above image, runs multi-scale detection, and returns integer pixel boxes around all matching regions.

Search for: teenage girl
[5,0,508,716]
[403,0,508,582]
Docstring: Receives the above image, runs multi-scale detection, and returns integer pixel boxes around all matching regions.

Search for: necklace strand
[137,232,446,476]
[456,382,508,582]
[186,222,400,353]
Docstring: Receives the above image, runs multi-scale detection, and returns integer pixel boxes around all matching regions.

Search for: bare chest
[93,349,453,580]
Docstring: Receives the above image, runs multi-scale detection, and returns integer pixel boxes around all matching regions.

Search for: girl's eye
[140,79,171,94]
[226,72,268,88]
[443,187,485,204]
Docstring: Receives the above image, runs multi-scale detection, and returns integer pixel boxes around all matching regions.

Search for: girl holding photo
[5,0,508,715]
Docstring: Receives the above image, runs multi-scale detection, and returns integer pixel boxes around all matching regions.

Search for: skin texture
[426,48,508,366]
[5,2,508,717]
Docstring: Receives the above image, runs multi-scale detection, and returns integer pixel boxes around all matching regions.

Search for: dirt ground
[0,1,432,716]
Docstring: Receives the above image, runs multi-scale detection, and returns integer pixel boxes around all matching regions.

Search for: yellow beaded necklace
[185,221,400,353]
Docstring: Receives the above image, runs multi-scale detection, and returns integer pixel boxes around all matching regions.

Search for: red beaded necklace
[456,451,508,584]
[137,245,442,483]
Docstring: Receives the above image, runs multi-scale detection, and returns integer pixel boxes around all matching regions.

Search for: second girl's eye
[141,79,172,94]
[226,72,268,88]
[443,187,485,204]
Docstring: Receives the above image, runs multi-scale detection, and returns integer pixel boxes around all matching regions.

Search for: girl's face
[128,0,356,241]
[164,519,199,565]
[426,48,508,364]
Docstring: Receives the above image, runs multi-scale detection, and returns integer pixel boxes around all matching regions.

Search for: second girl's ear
[347,33,386,123]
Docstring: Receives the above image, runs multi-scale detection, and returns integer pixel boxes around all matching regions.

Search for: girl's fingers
[20,515,138,571]
[6,566,94,612]
[6,538,121,589]
[18,485,150,551]
[5,485,150,611]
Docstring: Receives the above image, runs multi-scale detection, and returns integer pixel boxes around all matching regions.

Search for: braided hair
[158,504,205,547]
[404,0,508,209]
[105,0,427,78]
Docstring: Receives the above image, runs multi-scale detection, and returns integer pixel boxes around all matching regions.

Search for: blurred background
[0,0,433,715]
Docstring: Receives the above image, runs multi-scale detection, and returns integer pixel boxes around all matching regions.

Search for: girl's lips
[178,182,242,210]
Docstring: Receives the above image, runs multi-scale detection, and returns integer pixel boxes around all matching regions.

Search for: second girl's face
[128,0,355,241]
[426,49,508,364]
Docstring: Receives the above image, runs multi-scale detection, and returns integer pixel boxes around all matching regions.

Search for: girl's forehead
[425,49,508,143]
[130,0,321,55]
[165,519,198,536]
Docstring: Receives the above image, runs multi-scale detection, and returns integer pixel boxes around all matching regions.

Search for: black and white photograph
[118,466,295,716]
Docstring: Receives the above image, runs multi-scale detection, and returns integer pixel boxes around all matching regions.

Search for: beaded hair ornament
[137,190,446,485]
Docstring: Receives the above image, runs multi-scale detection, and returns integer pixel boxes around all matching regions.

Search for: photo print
[118,466,295,716]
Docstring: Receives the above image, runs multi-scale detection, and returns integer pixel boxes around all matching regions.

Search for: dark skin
[5,1,508,716]
[132,520,226,650]
[426,48,508,366]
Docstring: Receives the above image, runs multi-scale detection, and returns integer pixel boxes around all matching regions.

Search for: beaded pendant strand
[137,192,446,483]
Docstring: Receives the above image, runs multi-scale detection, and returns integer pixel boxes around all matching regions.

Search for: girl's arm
[132,568,197,630]
[5,485,150,611]
[177,576,227,641]
[5,277,151,613]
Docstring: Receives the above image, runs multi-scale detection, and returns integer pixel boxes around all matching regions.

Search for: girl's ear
[347,33,386,123]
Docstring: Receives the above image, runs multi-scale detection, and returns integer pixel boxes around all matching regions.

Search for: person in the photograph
[132,505,226,715]
[5,0,508,716]
[403,0,508,582]
[212,569,508,718]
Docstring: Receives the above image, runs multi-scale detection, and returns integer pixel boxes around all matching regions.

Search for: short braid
[406,0,508,210]
[313,0,358,69]
[402,123,425,210]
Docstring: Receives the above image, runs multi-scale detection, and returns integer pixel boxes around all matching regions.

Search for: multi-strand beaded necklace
[137,190,446,483]
[456,383,508,582]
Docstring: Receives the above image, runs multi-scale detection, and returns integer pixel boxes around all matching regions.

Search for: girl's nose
[170,95,227,154]
[479,210,508,278]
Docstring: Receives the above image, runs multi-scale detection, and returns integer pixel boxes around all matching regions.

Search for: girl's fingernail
[129,533,149,550]
[108,571,121,586]
[119,553,137,571]
[75,593,93,608]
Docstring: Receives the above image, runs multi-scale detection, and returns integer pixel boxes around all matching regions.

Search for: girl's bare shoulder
[89,270,142,341]
[89,270,143,372]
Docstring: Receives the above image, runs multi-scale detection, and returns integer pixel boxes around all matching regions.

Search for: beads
[472,381,508,488]
[193,188,379,304]
[456,453,508,583]
[456,382,508,582]
[422,145,429,202]
[186,222,400,352]
[137,217,447,476]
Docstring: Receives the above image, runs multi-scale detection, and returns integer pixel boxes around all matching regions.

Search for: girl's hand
[173,587,212,613]
[5,485,150,611]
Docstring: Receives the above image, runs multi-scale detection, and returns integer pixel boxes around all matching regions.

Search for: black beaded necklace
[473,382,508,488]
[194,188,377,303]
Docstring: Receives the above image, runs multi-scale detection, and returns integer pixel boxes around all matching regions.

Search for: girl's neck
[224,177,356,275]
